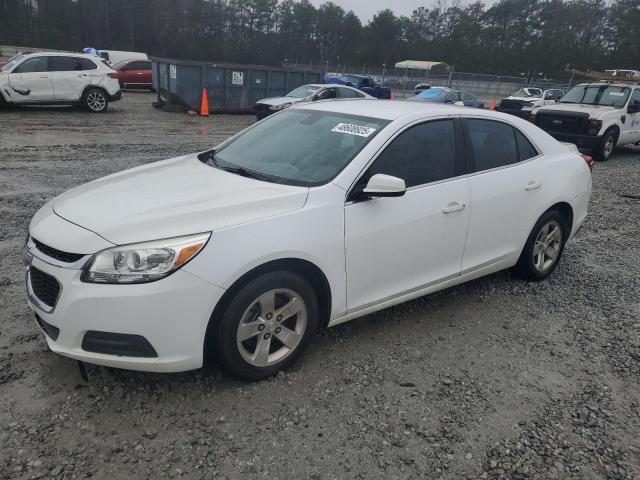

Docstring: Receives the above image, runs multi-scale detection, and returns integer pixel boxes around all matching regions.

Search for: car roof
[295,99,475,120]
[21,51,101,60]
[575,82,636,87]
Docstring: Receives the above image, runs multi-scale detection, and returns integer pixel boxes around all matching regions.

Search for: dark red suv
[114,60,153,90]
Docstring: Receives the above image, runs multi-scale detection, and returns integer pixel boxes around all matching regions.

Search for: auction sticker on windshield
[331,123,377,137]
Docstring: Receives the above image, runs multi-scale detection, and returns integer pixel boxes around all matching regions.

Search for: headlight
[82,232,210,284]
[269,102,292,111]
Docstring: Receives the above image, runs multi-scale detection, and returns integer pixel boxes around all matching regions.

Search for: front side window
[207,109,389,186]
[559,85,630,108]
[14,56,47,73]
[465,119,520,171]
[365,119,457,188]
[628,89,640,107]
[315,88,336,100]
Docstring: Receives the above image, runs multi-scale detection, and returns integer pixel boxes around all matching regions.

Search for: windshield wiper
[205,153,272,181]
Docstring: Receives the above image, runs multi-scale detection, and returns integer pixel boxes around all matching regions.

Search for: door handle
[525,181,542,191]
[442,201,466,214]
[39,75,48,79]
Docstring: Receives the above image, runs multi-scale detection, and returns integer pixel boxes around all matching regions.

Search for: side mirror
[361,174,406,198]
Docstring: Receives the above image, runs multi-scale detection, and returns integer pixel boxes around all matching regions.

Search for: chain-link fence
[282,62,574,103]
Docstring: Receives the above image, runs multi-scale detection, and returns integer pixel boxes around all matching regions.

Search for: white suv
[534,83,640,160]
[26,100,592,380]
[0,52,121,112]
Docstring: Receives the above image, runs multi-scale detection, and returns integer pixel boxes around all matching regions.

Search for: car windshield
[286,85,321,98]
[341,75,364,84]
[559,85,631,107]
[206,109,389,186]
[414,88,449,101]
[512,88,541,98]
[1,55,24,72]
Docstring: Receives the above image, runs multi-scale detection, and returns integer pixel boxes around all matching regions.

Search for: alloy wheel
[86,91,106,111]
[532,220,562,272]
[236,288,307,367]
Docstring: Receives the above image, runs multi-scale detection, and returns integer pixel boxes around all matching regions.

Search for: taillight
[581,154,594,171]
[107,72,118,79]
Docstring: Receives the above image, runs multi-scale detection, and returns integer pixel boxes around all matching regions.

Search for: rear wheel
[213,271,319,381]
[593,128,617,161]
[513,210,568,281]
[83,88,109,113]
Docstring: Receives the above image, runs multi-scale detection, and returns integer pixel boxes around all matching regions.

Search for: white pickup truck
[496,87,565,119]
[533,82,640,160]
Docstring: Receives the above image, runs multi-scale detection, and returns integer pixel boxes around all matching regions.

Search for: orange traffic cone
[489,97,495,111]
[200,87,209,117]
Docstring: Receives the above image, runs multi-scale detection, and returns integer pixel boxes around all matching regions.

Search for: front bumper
[25,254,224,372]
[495,107,530,119]
[546,132,601,150]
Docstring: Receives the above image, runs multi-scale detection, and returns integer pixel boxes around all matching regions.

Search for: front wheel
[213,271,319,381]
[593,129,617,161]
[513,210,568,281]
[83,88,109,113]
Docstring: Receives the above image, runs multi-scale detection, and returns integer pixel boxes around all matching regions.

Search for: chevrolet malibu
[26,100,592,380]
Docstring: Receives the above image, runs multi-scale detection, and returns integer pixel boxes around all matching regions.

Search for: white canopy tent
[394,60,448,70]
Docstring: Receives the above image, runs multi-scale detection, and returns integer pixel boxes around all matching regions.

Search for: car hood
[52,154,309,245]
[256,97,306,107]
[503,96,542,102]
[538,103,618,118]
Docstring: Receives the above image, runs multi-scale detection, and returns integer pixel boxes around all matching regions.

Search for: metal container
[151,57,323,113]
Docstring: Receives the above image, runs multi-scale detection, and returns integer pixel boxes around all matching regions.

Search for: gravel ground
[1,93,639,480]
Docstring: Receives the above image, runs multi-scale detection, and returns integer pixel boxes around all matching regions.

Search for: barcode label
[331,123,377,137]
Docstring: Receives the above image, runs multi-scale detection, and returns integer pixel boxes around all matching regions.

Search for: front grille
[535,112,589,134]
[29,267,61,308]
[499,99,525,111]
[32,238,84,263]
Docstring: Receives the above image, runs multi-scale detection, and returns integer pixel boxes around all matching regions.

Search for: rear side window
[14,56,48,73]
[367,119,457,188]
[338,88,364,99]
[127,61,151,70]
[465,119,519,171]
[48,56,80,71]
[515,130,538,161]
[76,57,98,70]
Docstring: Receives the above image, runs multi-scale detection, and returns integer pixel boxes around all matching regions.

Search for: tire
[82,88,109,113]
[593,128,617,161]
[513,210,569,281]
[213,271,319,381]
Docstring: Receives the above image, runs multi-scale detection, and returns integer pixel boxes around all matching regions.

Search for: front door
[8,56,53,103]
[345,118,470,312]
[621,88,640,144]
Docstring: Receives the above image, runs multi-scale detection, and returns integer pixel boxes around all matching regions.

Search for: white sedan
[26,100,592,380]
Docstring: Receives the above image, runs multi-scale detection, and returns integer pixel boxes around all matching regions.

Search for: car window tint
[466,119,519,171]
[14,56,48,73]
[367,120,457,188]
[515,129,538,161]
[128,61,149,70]
[76,57,97,70]
[630,89,640,106]
[48,56,80,72]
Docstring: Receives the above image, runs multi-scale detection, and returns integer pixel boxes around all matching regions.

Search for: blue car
[410,87,484,108]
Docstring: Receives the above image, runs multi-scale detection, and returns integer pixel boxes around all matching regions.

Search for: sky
[309,0,424,22]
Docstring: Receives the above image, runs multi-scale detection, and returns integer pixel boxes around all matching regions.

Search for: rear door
[49,56,93,100]
[344,118,470,311]
[7,56,53,102]
[120,61,152,87]
[461,117,547,273]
